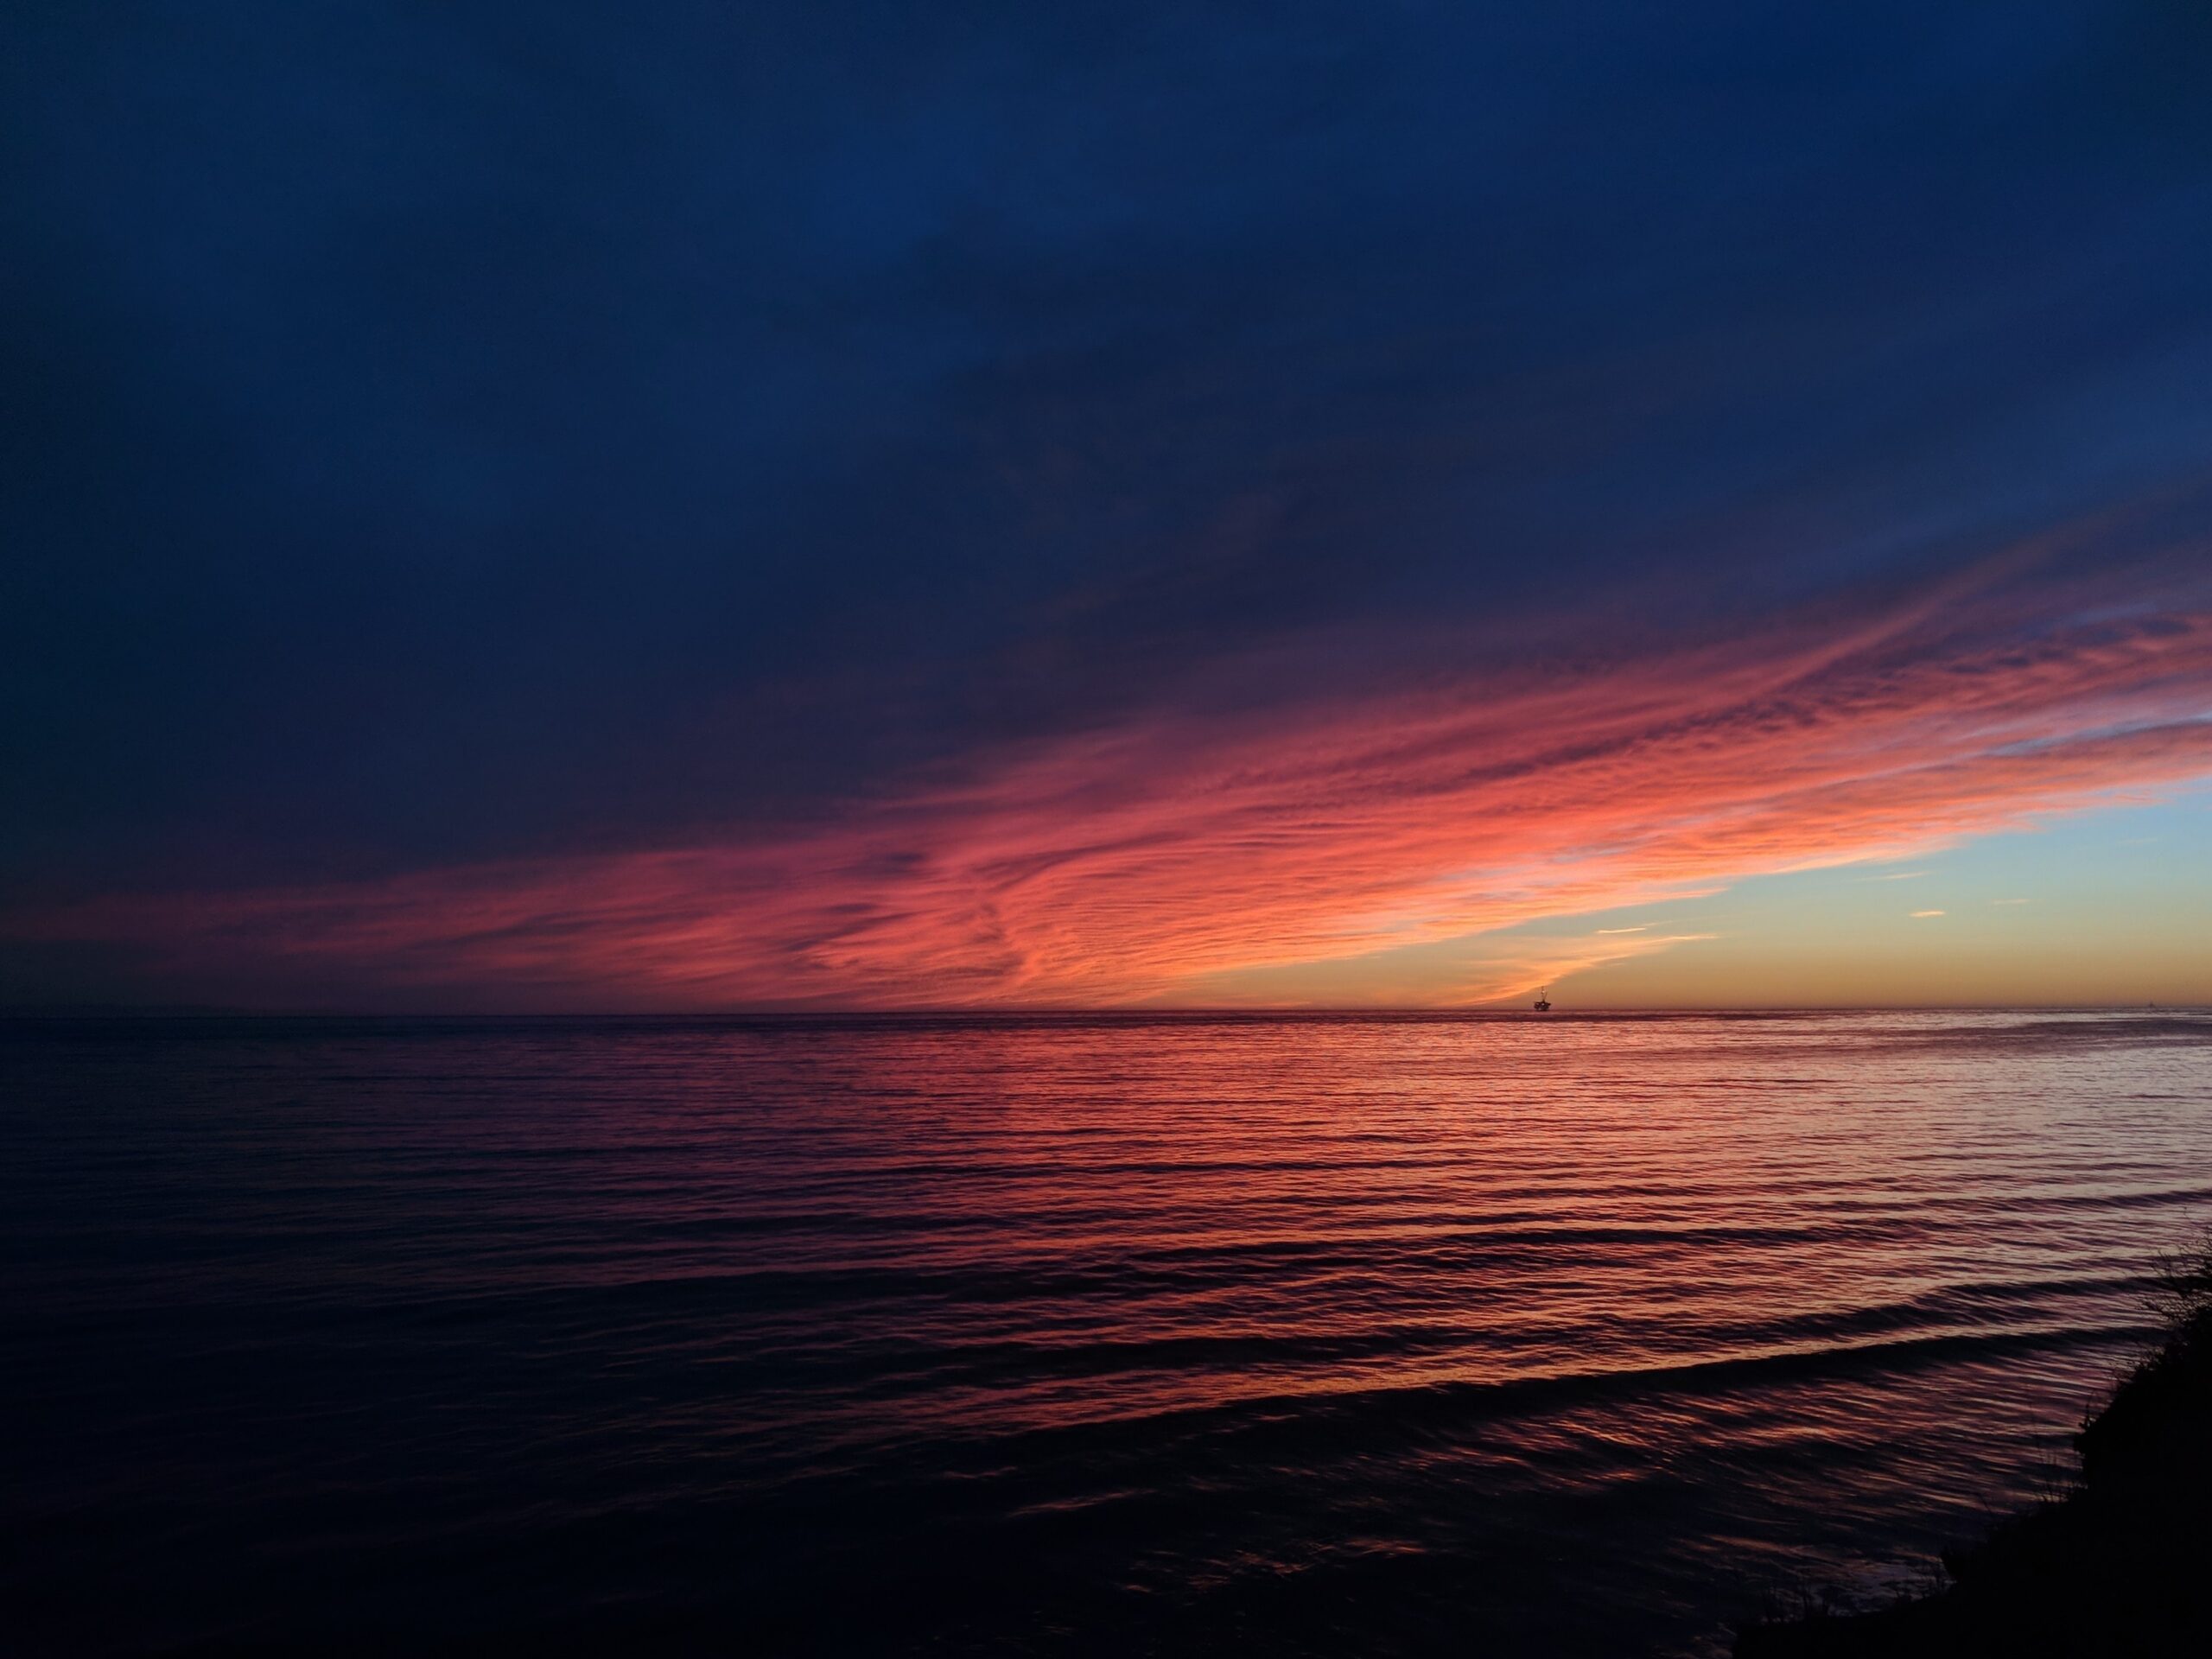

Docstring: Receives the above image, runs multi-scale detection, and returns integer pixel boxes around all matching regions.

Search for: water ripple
[3,1008,2209,1657]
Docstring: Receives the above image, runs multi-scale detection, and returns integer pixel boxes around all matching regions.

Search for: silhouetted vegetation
[1737,1232,2212,1656]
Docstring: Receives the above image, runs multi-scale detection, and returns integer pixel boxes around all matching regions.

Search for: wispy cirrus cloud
[15,540,2210,1010]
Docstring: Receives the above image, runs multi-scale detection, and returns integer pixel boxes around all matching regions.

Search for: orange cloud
[16,573,2212,1008]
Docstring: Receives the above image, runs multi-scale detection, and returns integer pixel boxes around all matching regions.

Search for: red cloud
[18,570,2212,1008]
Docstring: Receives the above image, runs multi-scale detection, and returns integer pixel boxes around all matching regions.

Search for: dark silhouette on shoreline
[1738,1232,2212,1656]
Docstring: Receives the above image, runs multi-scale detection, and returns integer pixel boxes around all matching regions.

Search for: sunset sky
[5,2,2210,1010]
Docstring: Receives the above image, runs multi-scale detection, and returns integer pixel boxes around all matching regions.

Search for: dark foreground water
[5,1011,2211,1657]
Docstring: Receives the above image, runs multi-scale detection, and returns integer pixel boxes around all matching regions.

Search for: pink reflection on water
[8,1009,2211,1655]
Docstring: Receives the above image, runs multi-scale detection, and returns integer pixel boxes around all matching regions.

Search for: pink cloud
[16,565,2212,1008]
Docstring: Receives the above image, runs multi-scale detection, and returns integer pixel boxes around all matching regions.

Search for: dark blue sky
[5,3,2211,1007]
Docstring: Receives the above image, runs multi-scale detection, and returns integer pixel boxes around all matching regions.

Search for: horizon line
[4,1001,2204,1021]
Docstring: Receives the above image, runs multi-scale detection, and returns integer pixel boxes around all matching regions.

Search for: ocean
[5,1009,2209,1656]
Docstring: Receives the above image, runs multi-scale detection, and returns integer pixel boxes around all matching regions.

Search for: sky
[3,1,2210,1011]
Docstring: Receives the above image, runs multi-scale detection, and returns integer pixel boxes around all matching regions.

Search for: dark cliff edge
[1736,1236,2212,1657]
